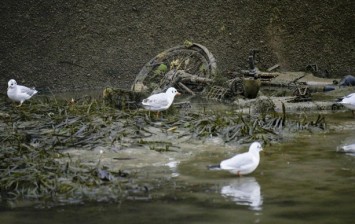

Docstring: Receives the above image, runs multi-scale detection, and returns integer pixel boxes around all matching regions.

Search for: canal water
[0,110,354,223]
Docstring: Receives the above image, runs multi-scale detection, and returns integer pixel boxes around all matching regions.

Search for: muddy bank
[0,92,331,207]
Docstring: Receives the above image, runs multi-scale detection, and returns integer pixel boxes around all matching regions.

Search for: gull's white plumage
[337,143,355,153]
[209,142,263,176]
[338,93,355,116]
[142,87,180,112]
[7,79,38,106]
[338,93,355,108]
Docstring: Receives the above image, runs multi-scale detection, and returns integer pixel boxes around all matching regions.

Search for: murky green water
[1,110,354,223]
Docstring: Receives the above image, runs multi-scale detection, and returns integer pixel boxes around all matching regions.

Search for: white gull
[208,142,263,176]
[7,79,38,106]
[142,87,180,115]
[338,93,355,117]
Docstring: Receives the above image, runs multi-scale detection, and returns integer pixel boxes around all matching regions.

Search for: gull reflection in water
[166,159,180,177]
[221,177,262,211]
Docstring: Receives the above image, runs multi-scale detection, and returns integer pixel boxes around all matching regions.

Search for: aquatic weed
[0,95,327,207]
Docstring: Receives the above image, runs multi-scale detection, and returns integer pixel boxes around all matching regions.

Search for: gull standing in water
[142,87,181,117]
[337,93,355,117]
[7,79,38,107]
[208,142,263,176]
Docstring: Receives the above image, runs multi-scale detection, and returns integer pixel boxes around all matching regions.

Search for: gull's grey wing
[19,85,38,96]
[345,93,355,98]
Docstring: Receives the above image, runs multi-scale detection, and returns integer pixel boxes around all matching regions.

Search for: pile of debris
[104,42,354,112]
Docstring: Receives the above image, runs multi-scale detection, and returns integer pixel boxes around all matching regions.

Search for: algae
[0,94,327,207]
